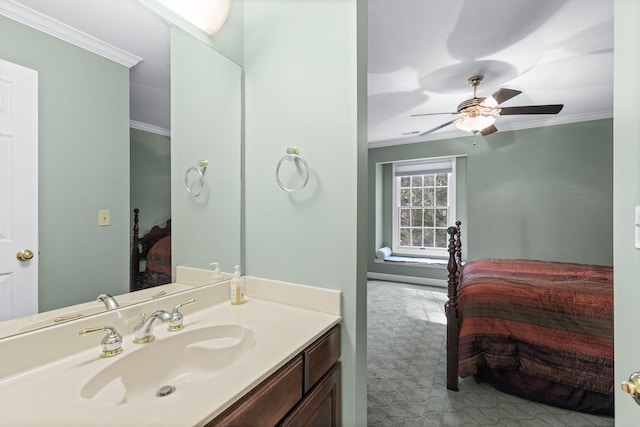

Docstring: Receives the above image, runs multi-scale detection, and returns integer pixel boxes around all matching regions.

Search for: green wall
[0,16,130,311]
[170,27,242,274]
[243,0,367,424]
[130,128,171,236]
[369,119,614,281]
[165,1,368,422]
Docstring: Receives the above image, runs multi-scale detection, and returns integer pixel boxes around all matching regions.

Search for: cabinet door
[280,363,341,427]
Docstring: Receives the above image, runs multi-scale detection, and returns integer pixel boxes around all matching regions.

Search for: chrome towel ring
[184,160,208,197]
[276,147,310,192]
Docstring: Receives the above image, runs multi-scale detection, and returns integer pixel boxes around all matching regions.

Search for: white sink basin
[80,324,256,407]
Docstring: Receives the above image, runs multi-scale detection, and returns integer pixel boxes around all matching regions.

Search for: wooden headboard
[131,208,171,291]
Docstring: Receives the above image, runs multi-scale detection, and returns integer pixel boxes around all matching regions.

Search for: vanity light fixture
[155,0,231,35]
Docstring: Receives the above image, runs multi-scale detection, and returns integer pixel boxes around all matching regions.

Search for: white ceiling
[369,0,614,146]
[7,1,613,145]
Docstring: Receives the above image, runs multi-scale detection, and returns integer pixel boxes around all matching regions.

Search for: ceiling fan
[411,75,563,137]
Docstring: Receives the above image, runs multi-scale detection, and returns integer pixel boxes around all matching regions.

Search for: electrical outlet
[98,210,110,226]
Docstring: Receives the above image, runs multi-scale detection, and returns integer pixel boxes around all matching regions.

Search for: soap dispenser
[230,265,245,305]
[209,262,223,281]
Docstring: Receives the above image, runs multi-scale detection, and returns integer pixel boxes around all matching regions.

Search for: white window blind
[393,159,453,177]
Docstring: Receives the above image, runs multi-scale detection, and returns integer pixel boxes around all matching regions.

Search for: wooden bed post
[130,208,140,292]
[446,221,461,391]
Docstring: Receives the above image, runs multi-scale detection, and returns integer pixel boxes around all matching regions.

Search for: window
[391,157,456,257]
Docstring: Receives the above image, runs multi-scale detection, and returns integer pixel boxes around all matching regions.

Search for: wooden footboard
[446,221,462,391]
[131,208,141,291]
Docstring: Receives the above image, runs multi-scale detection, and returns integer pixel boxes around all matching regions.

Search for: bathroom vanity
[0,269,341,426]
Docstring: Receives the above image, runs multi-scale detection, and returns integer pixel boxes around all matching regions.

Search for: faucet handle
[150,290,167,299]
[79,326,123,358]
[54,313,83,323]
[168,298,196,332]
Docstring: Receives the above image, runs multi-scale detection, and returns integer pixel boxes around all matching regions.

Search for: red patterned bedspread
[145,236,171,277]
[458,258,613,409]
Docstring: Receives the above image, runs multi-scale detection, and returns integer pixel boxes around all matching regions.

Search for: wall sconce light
[155,0,231,35]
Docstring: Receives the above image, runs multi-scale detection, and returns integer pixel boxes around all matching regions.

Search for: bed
[130,208,172,291]
[445,221,614,416]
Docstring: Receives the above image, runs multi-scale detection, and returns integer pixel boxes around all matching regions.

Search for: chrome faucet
[133,310,172,343]
[96,293,120,310]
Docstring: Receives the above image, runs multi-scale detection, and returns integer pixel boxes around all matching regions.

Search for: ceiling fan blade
[418,119,458,136]
[411,112,459,117]
[499,104,564,115]
[489,88,522,105]
[480,125,497,136]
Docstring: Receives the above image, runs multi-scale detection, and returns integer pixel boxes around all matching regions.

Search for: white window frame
[391,157,456,258]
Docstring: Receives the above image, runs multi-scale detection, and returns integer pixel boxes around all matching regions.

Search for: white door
[615,0,640,423]
[0,59,38,321]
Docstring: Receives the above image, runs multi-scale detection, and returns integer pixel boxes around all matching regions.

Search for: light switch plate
[98,210,110,226]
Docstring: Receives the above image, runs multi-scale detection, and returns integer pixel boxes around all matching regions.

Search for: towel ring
[185,160,208,197]
[275,147,310,192]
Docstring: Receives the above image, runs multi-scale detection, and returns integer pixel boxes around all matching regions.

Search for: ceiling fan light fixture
[155,0,231,35]
[412,75,562,137]
[455,114,496,134]
[481,96,499,109]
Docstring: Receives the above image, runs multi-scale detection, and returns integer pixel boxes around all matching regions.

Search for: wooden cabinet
[281,364,340,427]
[303,324,341,394]
[209,356,304,426]
[209,324,341,427]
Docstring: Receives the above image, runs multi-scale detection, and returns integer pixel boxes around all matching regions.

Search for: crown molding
[368,110,614,149]
[130,120,171,137]
[0,0,142,68]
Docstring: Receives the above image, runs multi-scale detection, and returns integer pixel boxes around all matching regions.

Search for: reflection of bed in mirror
[131,209,172,292]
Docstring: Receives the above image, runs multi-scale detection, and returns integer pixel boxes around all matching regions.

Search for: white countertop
[0,273,341,426]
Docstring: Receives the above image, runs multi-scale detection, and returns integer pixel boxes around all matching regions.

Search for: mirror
[0,0,242,338]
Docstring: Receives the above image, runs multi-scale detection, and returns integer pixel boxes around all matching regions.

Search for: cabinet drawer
[303,325,340,393]
[209,355,303,426]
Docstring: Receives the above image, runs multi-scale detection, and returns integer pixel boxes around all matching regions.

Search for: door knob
[16,249,34,261]
[622,372,640,405]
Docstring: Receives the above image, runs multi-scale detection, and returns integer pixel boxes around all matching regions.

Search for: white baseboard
[367,272,447,288]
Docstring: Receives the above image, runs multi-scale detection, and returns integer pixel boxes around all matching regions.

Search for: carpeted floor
[367,280,614,427]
